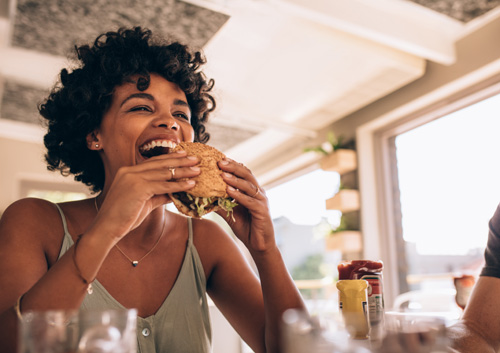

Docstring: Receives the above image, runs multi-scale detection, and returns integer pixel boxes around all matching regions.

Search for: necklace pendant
[132,261,139,267]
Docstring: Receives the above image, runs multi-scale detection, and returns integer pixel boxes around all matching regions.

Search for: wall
[0,136,89,212]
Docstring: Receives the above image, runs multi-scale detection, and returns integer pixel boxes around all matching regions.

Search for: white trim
[0,47,65,88]
[0,119,45,144]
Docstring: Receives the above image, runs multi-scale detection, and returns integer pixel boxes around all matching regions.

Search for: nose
[154,114,179,131]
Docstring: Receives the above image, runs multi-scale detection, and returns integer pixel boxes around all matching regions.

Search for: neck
[93,194,168,247]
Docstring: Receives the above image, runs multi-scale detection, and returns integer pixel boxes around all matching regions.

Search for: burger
[169,142,238,218]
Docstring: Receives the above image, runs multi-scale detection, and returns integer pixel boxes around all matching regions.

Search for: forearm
[0,228,114,352]
[22,228,113,311]
[447,321,498,353]
[252,246,307,353]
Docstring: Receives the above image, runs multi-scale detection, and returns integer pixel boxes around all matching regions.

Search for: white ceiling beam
[0,47,66,88]
[270,0,464,65]
[0,118,44,144]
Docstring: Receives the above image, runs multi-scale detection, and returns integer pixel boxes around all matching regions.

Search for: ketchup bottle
[338,260,385,327]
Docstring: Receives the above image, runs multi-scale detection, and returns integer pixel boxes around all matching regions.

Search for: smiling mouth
[139,140,178,159]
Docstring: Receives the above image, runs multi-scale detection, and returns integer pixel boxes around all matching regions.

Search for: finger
[132,153,199,172]
[136,165,200,181]
[221,172,263,199]
[218,159,258,185]
[139,179,197,197]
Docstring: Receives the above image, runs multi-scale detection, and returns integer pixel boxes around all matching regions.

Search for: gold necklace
[94,197,166,267]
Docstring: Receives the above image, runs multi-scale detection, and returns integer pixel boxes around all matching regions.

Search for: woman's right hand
[90,150,200,243]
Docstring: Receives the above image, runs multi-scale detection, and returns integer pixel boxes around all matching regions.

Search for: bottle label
[360,275,384,326]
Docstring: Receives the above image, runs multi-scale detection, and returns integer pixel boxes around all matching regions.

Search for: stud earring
[95,144,99,148]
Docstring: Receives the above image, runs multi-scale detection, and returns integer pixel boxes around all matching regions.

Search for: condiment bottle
[338,260,385,328]
[336,279,370,340]
[453,273,475,310]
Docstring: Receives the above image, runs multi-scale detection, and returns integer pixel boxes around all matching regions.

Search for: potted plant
[325,215,362,253]
[304,131,356,174]
[326,182,360,212]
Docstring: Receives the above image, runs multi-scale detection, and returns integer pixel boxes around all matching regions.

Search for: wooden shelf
[325,189,360,212]
[325,231,362,253]
[319,149,357,174]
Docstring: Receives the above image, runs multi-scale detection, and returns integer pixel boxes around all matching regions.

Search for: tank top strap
[53,203,70,236]
[187,217,193,245]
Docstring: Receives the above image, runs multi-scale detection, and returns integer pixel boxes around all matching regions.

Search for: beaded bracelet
[73,234,94,295]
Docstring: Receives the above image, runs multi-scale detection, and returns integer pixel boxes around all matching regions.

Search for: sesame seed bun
[169,142,230,218]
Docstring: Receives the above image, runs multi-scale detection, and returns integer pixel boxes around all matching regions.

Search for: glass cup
[77,309,137,353]
[375,312,449,353]
[18,310,79,353]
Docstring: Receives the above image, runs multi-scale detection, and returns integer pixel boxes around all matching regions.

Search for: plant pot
[325,230,362,253]
[319,149,357,174]
[326,189,360,212]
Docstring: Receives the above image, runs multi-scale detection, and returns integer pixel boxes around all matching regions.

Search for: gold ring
[251,188,260,198]
[170,167,176,178]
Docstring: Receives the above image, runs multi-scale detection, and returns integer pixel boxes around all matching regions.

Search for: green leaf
[303,147,329,155]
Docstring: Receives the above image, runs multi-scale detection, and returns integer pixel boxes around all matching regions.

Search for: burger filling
[173,192,238,218]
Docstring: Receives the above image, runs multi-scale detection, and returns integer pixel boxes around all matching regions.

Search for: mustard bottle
[336,279,370,340]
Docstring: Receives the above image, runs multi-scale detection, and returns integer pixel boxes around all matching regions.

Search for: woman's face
[92,73,194,177]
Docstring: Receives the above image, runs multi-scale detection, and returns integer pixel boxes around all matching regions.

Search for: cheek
[183,123,195,142]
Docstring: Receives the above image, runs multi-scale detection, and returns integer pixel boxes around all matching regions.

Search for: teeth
[140,140,177,152]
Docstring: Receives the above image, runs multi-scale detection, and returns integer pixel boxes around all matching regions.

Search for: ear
[86,130,101,150]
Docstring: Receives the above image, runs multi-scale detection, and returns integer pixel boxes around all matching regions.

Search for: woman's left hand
[216,159,275,253]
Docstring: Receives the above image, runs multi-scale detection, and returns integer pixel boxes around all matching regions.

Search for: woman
[0,27,306,353]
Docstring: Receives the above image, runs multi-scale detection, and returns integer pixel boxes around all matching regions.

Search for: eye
[174,112,190,121]
[129,105,153,112]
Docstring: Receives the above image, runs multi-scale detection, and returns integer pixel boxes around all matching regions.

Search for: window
[266,169,344,310]
[380,85,500,300]
[20,178,89,203]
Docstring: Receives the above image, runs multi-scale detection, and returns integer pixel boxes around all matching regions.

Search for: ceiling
[1,0,500,186]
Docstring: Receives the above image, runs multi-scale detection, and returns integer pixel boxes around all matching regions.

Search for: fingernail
[186,180,195,185]
[176,150,186,154]
[187,155,198,160]
[190,166,200,171]
[228,185,235,191]
[220,160,229,165]
[223,172,232,178]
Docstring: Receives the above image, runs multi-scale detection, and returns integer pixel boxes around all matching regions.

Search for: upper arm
[457,276,500,351]
[0,198,61,313]
[193,219,266,352]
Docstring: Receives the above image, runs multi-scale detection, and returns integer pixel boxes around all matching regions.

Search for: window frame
[357,73,500,308]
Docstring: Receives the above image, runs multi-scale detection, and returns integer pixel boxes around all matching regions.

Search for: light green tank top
[54,204,212,353]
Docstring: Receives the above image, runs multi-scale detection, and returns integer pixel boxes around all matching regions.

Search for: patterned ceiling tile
[1,80,48,126]
[408,0,500,22]
[12,0,229,55]
[204,122,259,152]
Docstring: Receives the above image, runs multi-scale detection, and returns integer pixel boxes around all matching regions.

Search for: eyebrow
[173,98,189,108]
[120,93,154,107]
[120,93,190,110]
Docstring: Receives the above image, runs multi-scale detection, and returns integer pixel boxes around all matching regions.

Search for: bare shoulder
[0,198,64,247]
[191,217,241,253]
[191,217,246,275]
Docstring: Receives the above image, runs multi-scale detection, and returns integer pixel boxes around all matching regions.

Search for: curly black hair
[40,27,215,193]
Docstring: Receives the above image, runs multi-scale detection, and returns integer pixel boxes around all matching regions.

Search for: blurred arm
[447,276,500,353]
